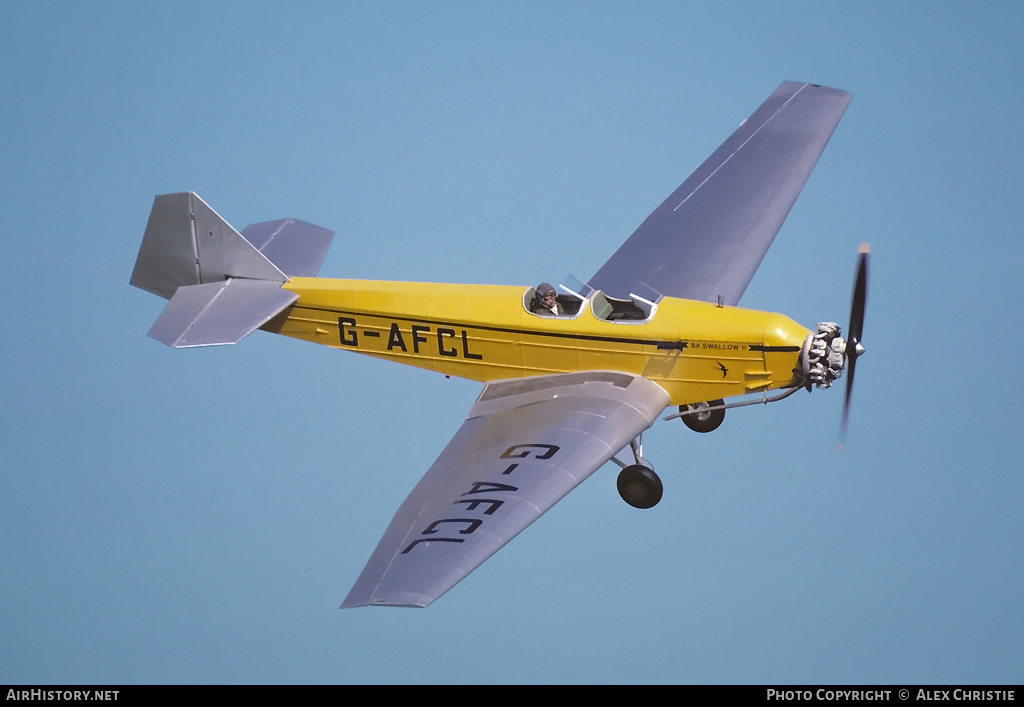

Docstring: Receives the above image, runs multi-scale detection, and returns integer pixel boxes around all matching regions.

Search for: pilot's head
[537,282,557,307]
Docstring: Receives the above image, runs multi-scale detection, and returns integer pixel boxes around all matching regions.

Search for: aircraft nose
[762,313,811,350]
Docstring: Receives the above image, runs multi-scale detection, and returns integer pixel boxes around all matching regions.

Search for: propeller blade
[839,350,858,447]
[848,243,869,347]
[839,243,869,448]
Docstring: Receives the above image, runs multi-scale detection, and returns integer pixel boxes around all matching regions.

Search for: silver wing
[589,81,852,306]
[342,372,670,608]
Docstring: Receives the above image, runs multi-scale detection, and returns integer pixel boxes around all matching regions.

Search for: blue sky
[2,1,1023,684]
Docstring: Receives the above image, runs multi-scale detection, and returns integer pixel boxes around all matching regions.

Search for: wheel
[617,464,663,509]
[679,399,725,433]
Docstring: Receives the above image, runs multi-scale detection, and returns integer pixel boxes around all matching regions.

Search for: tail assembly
[129,192,334,348]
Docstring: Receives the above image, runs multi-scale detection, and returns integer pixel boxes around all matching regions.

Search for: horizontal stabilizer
[241,218,335,277]
[147,279,298,348]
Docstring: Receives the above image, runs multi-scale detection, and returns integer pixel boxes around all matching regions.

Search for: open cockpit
[523,282,658,323]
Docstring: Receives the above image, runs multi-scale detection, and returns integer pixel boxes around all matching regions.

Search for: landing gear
[612,435,664,509]
[617,464,663,509]
[679,399,725,433]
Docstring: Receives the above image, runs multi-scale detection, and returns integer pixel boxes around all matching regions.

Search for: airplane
[130,81,865,608]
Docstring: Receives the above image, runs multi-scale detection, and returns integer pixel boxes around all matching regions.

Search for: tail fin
[130,192,334,348]
[130,192,287,299]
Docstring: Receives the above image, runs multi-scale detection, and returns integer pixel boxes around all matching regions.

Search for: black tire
[679,399,725,433]
[617,464,663,509]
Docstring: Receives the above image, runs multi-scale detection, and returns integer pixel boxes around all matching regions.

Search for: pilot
[531,282,566,316]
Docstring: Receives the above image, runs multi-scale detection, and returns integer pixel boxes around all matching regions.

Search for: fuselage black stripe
[287,304,782,353]
[749,345,801,352]
[290,304,685,349]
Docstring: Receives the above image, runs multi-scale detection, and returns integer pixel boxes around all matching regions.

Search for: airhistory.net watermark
[6,691,118,701]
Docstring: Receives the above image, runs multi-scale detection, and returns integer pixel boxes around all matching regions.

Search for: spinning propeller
[839,243,870,449]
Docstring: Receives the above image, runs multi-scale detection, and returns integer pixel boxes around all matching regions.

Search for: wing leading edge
[342,371,670,608]
[589,81,852,306]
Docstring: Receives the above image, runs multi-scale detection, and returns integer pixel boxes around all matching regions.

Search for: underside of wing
[589,81,852,306]
[341,371,670,608]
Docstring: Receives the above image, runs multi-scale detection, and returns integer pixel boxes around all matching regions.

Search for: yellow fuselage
[265,279,810,407]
